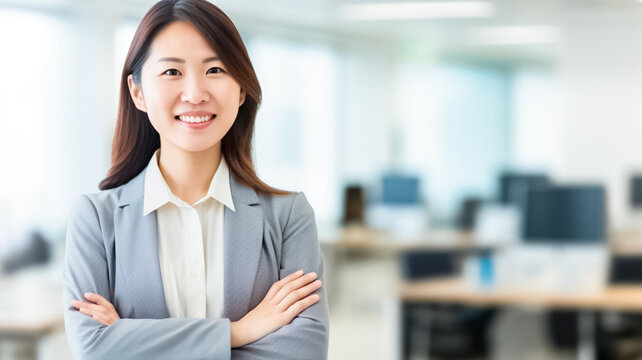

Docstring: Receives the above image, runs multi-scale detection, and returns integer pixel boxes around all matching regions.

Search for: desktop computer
[491,184,608,292]
[367,174,428,235]
[522,185,606,243]
[381,174,421,205]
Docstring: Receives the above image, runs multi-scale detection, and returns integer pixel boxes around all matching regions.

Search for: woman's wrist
[230,320,249,348]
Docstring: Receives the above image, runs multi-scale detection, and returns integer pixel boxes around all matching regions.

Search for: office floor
[327,254,401,360]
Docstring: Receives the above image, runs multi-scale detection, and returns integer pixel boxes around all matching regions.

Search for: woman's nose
[180,76,210,104]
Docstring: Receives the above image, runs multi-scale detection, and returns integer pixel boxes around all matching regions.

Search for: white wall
[509,66,564,176]
[559,18,642,229]
[336,45,395,187]
[396,61,511,223]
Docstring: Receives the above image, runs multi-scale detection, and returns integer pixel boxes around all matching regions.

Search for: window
[248,38,340,224]
[0,8,71,247]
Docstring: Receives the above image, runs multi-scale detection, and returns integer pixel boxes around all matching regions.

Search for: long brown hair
[99,0,288,196]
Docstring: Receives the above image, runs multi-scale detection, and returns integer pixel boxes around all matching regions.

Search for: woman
[63,0,329,359]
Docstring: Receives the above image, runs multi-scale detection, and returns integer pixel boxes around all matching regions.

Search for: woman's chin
[172,142,222,154]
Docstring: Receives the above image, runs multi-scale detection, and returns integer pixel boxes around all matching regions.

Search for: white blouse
[142,149,235,318]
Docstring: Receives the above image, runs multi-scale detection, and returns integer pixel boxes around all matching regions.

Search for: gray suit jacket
[63,168,329,359]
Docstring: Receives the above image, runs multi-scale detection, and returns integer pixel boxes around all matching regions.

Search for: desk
[320,227,499,252]
[319,227,498,308]
[400,277,642,360]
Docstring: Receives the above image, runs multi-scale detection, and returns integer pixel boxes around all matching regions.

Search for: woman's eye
[163,69,181,76]
[207,67,224,74]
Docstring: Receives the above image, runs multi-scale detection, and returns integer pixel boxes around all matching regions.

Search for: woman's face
[128,21,245,154]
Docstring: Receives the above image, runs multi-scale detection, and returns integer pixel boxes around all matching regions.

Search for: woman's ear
[127,74,147,112]
[239,88,246,107]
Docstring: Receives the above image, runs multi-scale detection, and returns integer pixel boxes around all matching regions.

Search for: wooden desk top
[320,227,498,252]
[400,278,642,312]
[320,227,642,254]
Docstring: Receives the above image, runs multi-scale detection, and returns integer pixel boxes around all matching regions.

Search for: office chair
[2,230,51,274]
[342,185,366,225]
[402,250,496,359]
[547,255,642,360]
[600,255,642,359]
[456,197,483,231]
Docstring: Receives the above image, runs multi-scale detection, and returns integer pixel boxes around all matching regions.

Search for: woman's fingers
[92,312,118,325]
[265,270,304,300]
[71,293,120,326]
[84,292,115,310]
[71,299,91,311]
[283,293,320,321]
[272,272,318,304]
[279,279,322,310]
[73,300,106,314]
[72,301,108,318]
[72,301,115,325]
[233,271,323,347]
[76,305,93,316]
[78,307,112,326]
[74,302,107,319]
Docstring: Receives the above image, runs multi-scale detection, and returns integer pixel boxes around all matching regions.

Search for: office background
[4,0,642,359]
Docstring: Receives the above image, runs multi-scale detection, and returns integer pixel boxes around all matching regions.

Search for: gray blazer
[63,168,329,359]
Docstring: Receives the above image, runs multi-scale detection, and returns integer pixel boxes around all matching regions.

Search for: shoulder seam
[81,194,104,236]
[281,191,302,239]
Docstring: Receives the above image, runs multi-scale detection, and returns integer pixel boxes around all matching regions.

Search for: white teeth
[178,115,212,123]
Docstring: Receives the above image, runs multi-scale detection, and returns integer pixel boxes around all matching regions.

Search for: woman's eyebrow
[155,56,220,63]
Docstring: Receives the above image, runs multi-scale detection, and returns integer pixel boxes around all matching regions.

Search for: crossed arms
[63,193,328,359]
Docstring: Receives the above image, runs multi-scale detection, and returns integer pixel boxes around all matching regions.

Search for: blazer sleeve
[231,192,330,360]
[63,195,231,360]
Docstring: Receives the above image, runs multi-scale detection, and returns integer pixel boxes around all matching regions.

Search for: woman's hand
[230,270,322,348]
[71,292,120,326]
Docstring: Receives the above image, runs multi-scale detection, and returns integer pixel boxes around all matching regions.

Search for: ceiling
[5,0,642,64]
[210,0,642,64]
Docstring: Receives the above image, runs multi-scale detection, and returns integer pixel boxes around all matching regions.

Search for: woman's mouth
[174,114,216,129]
[175,114,216,123]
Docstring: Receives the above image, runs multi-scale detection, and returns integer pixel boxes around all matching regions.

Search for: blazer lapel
[114,169,169,319]
[113,169,264,321]
[223,175,264,321]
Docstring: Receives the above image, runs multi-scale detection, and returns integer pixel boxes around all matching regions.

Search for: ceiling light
[338,1,496,21]
[467,25,560,45]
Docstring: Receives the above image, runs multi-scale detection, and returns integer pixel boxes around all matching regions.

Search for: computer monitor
[382,174,420,205]
[629,175,642,208]
[499,173,550,207]
[522,185,606,243]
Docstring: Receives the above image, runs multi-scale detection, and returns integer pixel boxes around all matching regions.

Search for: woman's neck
[157,144,221,205]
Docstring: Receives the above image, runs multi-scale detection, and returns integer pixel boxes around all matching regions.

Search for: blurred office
[4,0,642,359]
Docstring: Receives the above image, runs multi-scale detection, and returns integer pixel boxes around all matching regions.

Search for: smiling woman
[127,21,244,158]
[62,1,329,359]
